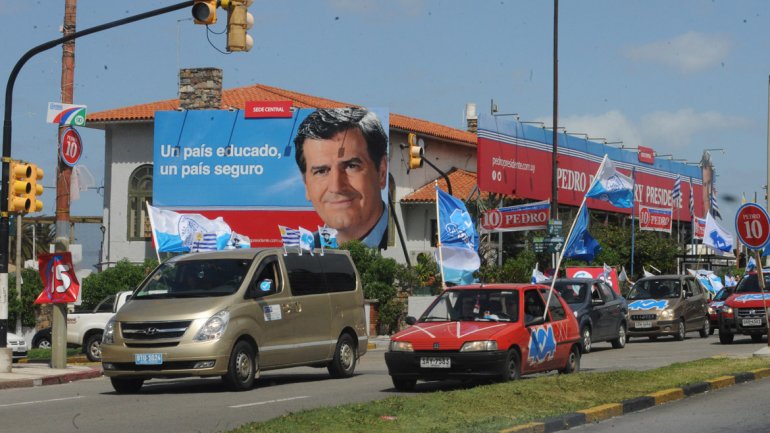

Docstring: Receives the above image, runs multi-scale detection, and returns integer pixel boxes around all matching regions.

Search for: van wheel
[84,333,103,362]
[328,334,357,378]
[718,329,734,344]
[223,341,257,391]
[110,377,144,394]
[674,319,686,341]
[498,349,521,382]
[392,376,417,391]
[699,317,710,338]
[559,345,580,374]
[611,323,627,349]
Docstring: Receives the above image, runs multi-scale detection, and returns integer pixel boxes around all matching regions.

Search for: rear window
[284,253,357,296]
[553,282,587,305]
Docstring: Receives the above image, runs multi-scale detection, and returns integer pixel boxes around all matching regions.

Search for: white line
[0,395,84,408]
[229,395,309,409]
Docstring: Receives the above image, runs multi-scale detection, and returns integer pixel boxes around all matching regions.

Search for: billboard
[638,205,673,233]
[476,114,705,221]
[480,200,550,232]
[153,107,390,248]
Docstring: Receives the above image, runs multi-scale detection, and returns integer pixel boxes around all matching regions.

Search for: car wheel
[392,376,417,391]
[223,340,257,391]
[84,333,103,362]
[580,326,592,353]
[699,317,710,338]
[751,334,764,343]
[611,323,627,349]
[560,345,580,374]
[709,325,715,335]
[110,377,144,394]
[35,335,52,349]
[718,329,734,344]
[499,348,521,382]
[674,319,686,341]
[328,334,357,378]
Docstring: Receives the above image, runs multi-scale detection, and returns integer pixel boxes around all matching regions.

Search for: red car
[718,272,770,344]
[385,284,582,391]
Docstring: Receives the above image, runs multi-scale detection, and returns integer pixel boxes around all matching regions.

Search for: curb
[0,366,102,390]
[498,367,770,433]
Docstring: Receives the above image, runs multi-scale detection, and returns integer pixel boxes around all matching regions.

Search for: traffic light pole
[0,0,194,372]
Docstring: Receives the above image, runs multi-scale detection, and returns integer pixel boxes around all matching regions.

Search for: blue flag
[585,155,634,208]
[435,186,480,285]
[562,204,601,262]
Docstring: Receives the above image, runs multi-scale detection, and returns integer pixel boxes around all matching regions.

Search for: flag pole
[631,167,636,277]
[145,201,161,262]
[435,182,447,291]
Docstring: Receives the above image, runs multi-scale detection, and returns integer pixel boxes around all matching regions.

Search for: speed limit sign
[735,203,770,250]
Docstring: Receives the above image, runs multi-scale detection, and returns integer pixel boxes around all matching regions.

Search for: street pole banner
[34,252,80,304]
[566,266,620,294]
[693,216,706,239]
[639,204,673,233]
[46,102,87,126]
[480,200,550,232]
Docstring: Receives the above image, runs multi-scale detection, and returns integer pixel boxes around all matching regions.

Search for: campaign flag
[435,186,480,285]
[318,226,339,252]
[191,233,218,252]
[688,177,695,216]
[671,175,681,203]
[703,212,733,254]
[227,231,251,249]
[643,267,654,277]
[618,266,629,284]
[34,252,80,304]
[146,203,233,253]
[693,217,706,239]
[585,155,634,208]
[299,226,315,254]
[746,256,757,273]
[278,225,299,247]
[710,190,722,220]
[602,263,612,281]
[531,263,547,284]
[562,204,601,262]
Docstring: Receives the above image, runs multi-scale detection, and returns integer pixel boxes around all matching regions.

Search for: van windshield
[134,259,251,299]
[420,289,520,322]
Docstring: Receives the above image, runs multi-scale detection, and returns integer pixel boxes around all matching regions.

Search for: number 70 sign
[735,203,770,250]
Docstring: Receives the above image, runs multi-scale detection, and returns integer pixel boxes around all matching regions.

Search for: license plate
[635,321,652,329]
[135,353,163,365]
[420,357,450,368]
[742,318,762,327]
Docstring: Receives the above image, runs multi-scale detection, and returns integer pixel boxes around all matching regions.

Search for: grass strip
[228,356,769,433]
[26,348,81,360]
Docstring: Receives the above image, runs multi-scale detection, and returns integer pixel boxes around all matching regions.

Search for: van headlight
[389,341,414,352]
[103,319,116,344]
[194,310,230,342]
[460,341,498,352]
[659,309,674,320]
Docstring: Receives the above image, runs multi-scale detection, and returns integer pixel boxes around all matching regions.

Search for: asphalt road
[1,333,768,433]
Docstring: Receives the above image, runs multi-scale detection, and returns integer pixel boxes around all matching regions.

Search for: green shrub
[80,259,158,309]
[8,268,43,328]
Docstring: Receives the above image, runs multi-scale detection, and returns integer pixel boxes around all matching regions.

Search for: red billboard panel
[637,146,655,164]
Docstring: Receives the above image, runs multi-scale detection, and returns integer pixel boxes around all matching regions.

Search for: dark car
[550,278,628,353]
[31,327,52,349]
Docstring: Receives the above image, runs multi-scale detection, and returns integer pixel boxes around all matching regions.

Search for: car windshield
[735,273,770,294]
[627,279,681,300]
[553,282,587,306]
[420,289,520,323]
[134,259,251,299]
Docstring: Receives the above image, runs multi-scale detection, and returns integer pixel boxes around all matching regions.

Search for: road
[0,334,767,433]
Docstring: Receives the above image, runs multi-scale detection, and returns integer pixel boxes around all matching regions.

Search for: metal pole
[551,0,559,221]
[14,215,21,336]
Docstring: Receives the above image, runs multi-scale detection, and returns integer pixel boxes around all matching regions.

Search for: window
[546,293,567,321]
[127,164,153,241]
[284,254,327,296]
[525,290,548,323]
[321,254,357,293]
[253,256,280,296]
[94,295,116,313]
[598,283,615,300]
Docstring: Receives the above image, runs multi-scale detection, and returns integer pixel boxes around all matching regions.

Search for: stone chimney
[178,67,223,110]
[465,103,478,133]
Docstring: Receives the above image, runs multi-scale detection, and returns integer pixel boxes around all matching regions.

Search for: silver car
[7,332,28,361]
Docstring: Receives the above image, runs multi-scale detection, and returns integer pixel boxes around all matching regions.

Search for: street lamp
[704,148,726,154]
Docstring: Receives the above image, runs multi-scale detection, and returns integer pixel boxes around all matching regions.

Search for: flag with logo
[146,203,233,253]
[435,186,480,285]
[746,256,757,273]
[703,212,733,254]
[601,263,612,281]
[227,232,251,249]
[585,155,634,208]
[531,263,547,284]
[299,226,315,255]
[318,226,339,250]
[561,204,601,262]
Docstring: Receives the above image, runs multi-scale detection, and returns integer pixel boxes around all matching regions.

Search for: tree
[80,259,158,309]
[8,268,43,328]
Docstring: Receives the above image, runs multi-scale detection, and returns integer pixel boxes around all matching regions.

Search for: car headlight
[459,340,498,352]
[573,310,578,318]
[193,310,230,342]
[707,306,715,314]
[723,306,733,315]
[389,341,414,352]
[103,319,115,344]
[659,309,674,320]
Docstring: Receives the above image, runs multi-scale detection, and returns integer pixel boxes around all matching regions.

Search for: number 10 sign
[735,203,770,250]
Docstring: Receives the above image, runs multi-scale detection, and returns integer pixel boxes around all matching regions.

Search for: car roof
[636,274,686,281]
[447,283,539,291]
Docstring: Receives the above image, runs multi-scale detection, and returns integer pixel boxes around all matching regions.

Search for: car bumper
[719,317,767,335]
[384,350,507,381]
[627,319,681,337]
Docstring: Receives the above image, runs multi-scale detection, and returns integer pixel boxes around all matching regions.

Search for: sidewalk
[0,360,103,390]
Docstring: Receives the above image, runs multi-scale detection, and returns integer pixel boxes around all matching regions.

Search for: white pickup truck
[67,291,132,361]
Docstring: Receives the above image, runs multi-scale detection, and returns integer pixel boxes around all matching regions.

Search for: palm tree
[8,218,55,264]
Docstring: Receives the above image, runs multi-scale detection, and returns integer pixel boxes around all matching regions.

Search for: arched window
[127,164,153,241]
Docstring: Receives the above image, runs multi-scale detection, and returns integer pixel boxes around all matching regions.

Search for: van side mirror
[405,316,417,325]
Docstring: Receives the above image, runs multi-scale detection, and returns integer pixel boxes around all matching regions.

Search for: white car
[6,332,28,362]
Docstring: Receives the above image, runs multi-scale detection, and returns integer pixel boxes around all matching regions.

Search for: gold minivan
[101,248,368,393]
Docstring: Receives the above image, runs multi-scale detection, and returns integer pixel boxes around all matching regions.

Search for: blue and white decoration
[146,203,248,253]
[561,204,601,262]
[299,226,315,255]
[585,155,634,209]
[735,294,770,303]
[703,212,733,254]
[628,300,669,310]
[435,186,480,285]
[527,324,556,365]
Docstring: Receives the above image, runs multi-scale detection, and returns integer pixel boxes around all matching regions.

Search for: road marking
[229,395,309,408]
[0,395,84,408]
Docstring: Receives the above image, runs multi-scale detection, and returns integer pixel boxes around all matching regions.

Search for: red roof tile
[87,83,477,146]
[402,168,481,203]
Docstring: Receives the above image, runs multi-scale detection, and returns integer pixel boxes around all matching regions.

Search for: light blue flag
[703,212,732,254]
[586,155,634,209]
[147,203,233,253]
[435,186,480,285]
[562,205,601,262]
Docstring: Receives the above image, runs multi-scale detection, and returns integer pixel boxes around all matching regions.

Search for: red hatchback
[385,284,582,391]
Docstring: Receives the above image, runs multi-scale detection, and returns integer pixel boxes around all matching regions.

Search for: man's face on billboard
[302,128,386,243]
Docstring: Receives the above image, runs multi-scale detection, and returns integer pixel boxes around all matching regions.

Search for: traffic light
[26,163,44,213]
[192,0,218,25]
[408,133,424,170]
[7,160,32,213]
[226,0,254,52]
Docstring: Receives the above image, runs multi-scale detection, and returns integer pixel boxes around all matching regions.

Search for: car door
[686,278,706,329]
[283,254,333,363]
[522,289,558,373]
[250,255,298,368]
[588,283,609,340]
[597,282,623,340]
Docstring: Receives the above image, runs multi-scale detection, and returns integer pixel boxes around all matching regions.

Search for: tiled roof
[402,168,484,203]
[87,83,477,146]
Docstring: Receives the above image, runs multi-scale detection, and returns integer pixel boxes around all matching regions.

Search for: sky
[1,0,769,253]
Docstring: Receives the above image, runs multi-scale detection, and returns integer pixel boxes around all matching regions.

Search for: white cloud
[624,32,732,74]
[555,110,643,148]
[640,109,750,147]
